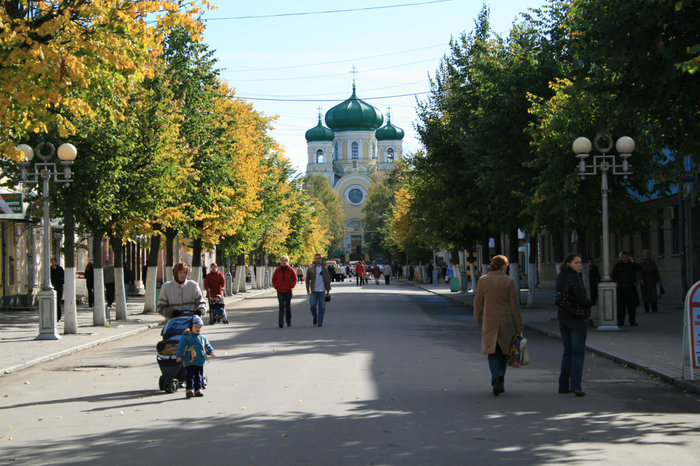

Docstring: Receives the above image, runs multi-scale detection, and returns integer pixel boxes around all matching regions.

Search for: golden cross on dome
[317,106,323,119]
[350,66,358,87]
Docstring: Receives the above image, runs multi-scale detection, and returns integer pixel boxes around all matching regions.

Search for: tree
[303,174,345,257]
[1,0,208,159]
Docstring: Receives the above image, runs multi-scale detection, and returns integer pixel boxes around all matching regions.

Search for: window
[371,142,376,159]
[335,142,340,159]
[657,208,665,256]
[345,185,366,206]
[641,228,651,252]
[351,142,359,159]
[316,149,324,164]
[387,148,395,162]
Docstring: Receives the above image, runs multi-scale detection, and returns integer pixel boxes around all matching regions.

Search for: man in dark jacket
[50,258,64,321]
[611,251,642,327]
[272,255,297,328]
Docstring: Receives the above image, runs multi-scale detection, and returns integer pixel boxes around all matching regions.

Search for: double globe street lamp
[15,142,77,340]
[573,134,635,331]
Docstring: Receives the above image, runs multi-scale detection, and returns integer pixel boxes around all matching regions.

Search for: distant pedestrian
[427,261,434,284]
[473,255,523,396]
[103,259,115,309]
[639,250,661,313]
[176,315,216,399]
[84,261,95,308]
[446,262,454,284]
[355,261,365,286]
[586,257,600,306]
[272,255,297,328]
[372,264,381,285]
[555,253,591,397]
[306,253,331,326]
[296,265,304,283]
[383,264,392,285]
[611,251,641,326]
[50,258,64,321]
[397,264,403,278]
[204,263,226,300]
[408,263,414,281]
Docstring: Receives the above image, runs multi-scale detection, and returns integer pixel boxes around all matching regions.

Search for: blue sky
[201,1,547,173]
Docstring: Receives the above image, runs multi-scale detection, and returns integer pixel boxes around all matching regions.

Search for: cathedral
[305,83,404,261]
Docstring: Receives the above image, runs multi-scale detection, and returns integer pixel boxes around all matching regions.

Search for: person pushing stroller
[176,315,216,398]
[158,263,207,320]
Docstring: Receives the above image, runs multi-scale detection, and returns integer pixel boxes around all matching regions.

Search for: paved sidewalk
[0,288,273,376]
[402,278,700,394]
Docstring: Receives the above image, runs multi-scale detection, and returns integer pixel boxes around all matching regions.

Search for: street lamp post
[16,142,77,340]
[573,134,634,331]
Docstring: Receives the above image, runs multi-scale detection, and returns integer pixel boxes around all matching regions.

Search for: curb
[1,321,163,376]
[1,288,275,376]
[409,281,700,395]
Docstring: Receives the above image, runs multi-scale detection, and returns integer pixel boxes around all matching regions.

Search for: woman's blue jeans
[559,319,588,391]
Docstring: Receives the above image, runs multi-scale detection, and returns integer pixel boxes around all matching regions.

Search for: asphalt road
[2,280,699,465]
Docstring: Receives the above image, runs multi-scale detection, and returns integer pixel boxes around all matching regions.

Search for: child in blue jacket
[176,315,216,398]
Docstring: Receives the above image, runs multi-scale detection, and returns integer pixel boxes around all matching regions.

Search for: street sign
[0,192,23,215]
[683,281,700,380]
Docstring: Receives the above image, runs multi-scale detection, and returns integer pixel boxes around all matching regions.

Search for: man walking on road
[272,255,297,328]
[306,253,331,326]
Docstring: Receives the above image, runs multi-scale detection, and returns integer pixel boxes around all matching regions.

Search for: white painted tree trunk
[93,269,106,326]
[143,266,158,313]
[63,267,77,334]
[115,268,127,320]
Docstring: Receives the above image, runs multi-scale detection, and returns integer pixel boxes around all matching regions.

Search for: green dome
[305,117,335,142]
[325,85,384,131]
[375,117,405,141]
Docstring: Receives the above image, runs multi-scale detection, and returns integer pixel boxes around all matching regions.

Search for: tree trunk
[508,229,521,303]
[92,236,106,326]
[527,234,538,307]
[480,225,490,274]
[143,233,160,313]
[552,231,565,274]
[110,236,128,320]
[191,235,203,285]
[165,228,177,281]
[63,201,78,334]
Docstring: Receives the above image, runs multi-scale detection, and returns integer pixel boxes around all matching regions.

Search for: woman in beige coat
[474,255,523,396]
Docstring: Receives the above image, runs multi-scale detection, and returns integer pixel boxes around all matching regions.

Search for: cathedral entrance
[351,235,363,261]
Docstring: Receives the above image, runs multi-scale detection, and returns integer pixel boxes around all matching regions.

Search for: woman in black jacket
[555,252,591,397]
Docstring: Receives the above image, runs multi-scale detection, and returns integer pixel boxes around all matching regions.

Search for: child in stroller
[209,295,228,324]
[156,313,207,393]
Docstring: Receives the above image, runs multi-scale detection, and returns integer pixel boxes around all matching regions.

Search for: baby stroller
[208,296,228,325]
[156,314,207,393]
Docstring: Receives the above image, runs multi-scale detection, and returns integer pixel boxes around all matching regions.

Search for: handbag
[508,333,530,367]
[554,289,585,317]
[325,294,331,302]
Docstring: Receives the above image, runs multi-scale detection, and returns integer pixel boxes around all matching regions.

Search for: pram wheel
[158,375,165,391]
[164,377,179,393]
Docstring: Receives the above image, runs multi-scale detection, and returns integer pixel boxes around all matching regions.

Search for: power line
[237,92,430,102]
[204,1,451,21]
[219,44,446,72]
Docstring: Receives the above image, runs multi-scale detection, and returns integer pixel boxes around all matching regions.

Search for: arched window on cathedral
[371,142,377,159]
[335,142,339,159]
[351,142,359,159]
[316,149,324,164]
[387,148,395,162]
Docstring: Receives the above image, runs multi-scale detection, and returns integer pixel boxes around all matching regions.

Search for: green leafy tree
[303,174,345,257]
